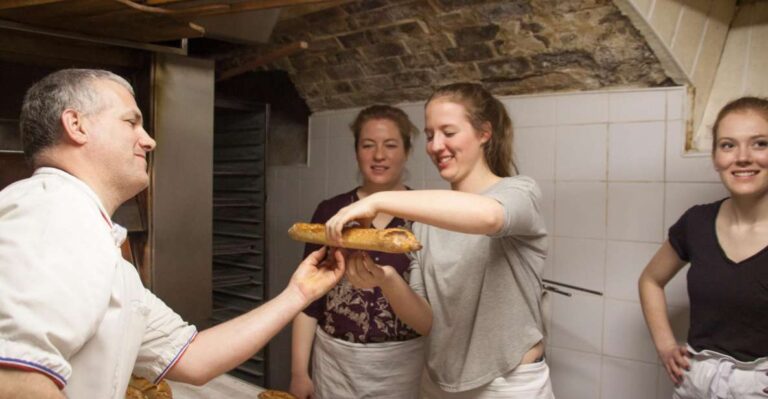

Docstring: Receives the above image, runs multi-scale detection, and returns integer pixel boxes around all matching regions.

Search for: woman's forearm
[291,313,317,377]
[380,268,432,335]
[638,242,687,353]
[372,190,504,235]
[639,273,679,352]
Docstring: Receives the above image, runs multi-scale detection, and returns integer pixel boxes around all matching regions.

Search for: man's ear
[61,109,88,145]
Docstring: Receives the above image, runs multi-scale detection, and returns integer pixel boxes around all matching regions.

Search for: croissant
[288,222,422,253]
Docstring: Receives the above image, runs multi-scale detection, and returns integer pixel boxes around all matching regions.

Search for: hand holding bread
[346,251,393,289]
[323,196,378,245]
[289,246,346,303]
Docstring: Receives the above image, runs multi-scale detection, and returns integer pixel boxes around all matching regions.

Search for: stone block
[372,21,429,42]
[392,70,436,88]
[475,1,533,22]
[435,63,482,81]
[352,75,395,91]
[325,95,354,109]
[435,0,497,11]
[308,38,342,53]
[401,51,445,68]
[532,50,598,72]
[478,57,533,78]
[433,10,481,30]
[443,43,494,62]
[360,41,408,59]
[324,49,363,64]
[325,63,365,81]
[342,0,388,13]
[289,54,326,70]
[349,8,394,29]
[454,24,500,46]
[338,31,373,48]
[362,57,403,75]
[401,33,454,53]
[333,81,354,94]
[293,68,329,86]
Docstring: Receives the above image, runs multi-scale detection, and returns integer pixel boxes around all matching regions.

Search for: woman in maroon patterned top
[289,105,424,399]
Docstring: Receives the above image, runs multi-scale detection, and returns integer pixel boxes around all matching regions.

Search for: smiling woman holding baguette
[325,83,553,398]
[289,105,424,399]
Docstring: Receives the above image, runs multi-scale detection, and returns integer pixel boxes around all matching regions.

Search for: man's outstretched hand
[289,247,346,304]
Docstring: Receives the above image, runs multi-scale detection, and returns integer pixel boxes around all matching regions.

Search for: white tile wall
[667,89,685,120]
[516,126,556,181]
[553,237,606,292]
[549,347,602,399]
[505,96,557,127]
[609,90,667,122]
[605,241,659,301]
[550,292,604,353]
[608,121,666,181]
[602,357,659,399]
[556,93,609,125]
[603,299,658,363]
[656,365,676,399]
[556,124,607,181]
[555,182,606,239]
[267,86,721,398]
[665,119,721,182]
[607,182,665,242]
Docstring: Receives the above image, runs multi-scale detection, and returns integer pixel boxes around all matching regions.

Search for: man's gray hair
[19,68,134,161]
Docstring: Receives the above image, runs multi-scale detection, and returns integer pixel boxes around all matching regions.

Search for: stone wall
[236,0,672,111]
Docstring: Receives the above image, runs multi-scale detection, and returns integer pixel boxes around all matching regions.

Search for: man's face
[83,79,156,197]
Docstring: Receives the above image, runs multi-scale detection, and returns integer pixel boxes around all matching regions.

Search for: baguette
[288,222,422,253]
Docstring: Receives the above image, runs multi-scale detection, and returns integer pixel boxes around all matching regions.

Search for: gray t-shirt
[408,176,548,392]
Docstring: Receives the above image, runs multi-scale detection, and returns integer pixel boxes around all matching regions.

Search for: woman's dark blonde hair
[426,82,516,177]
[350,104,419,152]
[712,96,768,152]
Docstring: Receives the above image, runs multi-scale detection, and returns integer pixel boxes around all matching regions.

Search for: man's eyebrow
[122,110,143,121]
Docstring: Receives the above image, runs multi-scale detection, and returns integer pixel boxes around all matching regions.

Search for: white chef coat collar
[33,167,128,246]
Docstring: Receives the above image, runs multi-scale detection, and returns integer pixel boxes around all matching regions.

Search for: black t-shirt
[668,198,768,361]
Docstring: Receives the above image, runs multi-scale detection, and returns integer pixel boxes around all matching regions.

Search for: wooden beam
[217,41,308,82]
[0,0,64,10]
[279,0,350,21]
[111,0,228,16]
[162,0,337,17]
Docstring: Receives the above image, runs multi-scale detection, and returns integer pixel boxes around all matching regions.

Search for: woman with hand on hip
[289,105,424,399]
[639,97,768,398]
[326,83,554,398]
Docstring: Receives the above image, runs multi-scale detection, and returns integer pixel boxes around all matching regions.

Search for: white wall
[693,1,768,151]
[266,86,729,396]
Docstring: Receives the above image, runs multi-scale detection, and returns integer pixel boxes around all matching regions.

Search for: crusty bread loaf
[288,222,422,253]
[125,375,172,399]
[258,390,298,399]
[125,386,145,399]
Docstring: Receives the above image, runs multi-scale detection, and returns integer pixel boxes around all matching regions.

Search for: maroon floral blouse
[302,188,420,343]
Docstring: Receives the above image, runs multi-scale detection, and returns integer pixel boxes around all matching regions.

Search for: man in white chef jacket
[0,68,345,399]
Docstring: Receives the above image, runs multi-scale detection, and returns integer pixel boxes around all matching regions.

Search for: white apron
[312,327,425,399]
[673,344,768,399]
